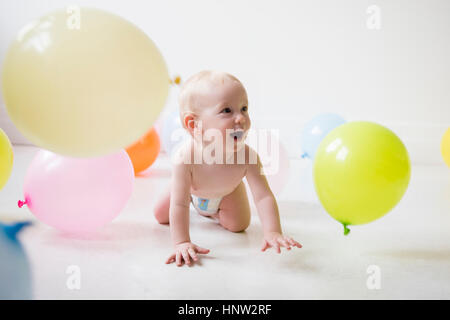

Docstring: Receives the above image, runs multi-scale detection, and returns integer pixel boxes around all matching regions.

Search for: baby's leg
[217,181,251,233]
[154,185,171,224]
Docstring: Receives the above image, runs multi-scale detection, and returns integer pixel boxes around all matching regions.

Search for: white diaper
[191,195,223,216]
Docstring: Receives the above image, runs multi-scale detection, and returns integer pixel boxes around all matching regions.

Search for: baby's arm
[245,148,302,253]
[165,160,209,266]
[169,161,192,245]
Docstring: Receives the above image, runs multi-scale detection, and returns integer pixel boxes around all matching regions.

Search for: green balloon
[313,121,411,235]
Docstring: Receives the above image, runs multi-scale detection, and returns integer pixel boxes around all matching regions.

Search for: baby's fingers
[269,240,281,254]
[261,240,269,252]
[165,254,176,264]
[194,245,210,254]
[176,252,183,266]
[188,248,198,262]
[181,250,191,266]
[278,238,291,250]
[287,238,302,248]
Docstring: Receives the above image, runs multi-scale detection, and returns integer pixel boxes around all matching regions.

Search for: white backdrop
[0,0,449,164]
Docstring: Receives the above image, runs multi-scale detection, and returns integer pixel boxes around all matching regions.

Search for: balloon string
[17,199,27,208]
[343,224,350,236]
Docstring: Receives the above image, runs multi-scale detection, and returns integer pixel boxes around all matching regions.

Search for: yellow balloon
[0,128,14,190]
[1,8,169,157]
[314,122,411,235]
[441,127,450,168]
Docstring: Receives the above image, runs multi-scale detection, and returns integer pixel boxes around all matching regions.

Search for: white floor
[1,145,450,300]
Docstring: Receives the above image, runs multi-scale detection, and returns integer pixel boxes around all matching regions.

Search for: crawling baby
[154,70,302,266]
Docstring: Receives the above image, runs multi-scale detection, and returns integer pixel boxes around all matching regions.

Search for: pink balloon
[20,149,134,234]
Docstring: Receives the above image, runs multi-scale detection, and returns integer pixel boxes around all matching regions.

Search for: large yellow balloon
[0,128,14,190]
[441,127,450,168]
[1,8,169,157]
[313,121,411,235]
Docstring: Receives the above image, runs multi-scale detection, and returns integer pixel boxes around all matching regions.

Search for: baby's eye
[242,106,248,112]
[221,107,232,114]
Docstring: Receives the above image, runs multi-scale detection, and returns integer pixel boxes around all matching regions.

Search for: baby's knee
[154,210,169,225]
[226,225,248,233]
[153,203,169,225]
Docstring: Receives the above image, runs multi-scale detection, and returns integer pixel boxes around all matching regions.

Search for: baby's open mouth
[230,131,244,141]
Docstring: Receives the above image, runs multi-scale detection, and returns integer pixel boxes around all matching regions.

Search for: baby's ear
[183,114,196,131]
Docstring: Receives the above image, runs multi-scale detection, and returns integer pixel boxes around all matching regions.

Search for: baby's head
[178,70,251,150]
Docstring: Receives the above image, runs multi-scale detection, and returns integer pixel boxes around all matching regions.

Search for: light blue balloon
[161,110,191,156]
[300,113,346,159]
[0,222,32,300]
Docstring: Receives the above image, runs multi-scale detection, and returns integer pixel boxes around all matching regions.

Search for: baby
[154,70,302,267]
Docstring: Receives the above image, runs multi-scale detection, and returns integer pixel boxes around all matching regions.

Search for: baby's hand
[261,232,302,253]
[165,242,210,267]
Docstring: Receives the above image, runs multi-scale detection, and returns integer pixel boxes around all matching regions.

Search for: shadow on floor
[24,220,170,252]
[365,249,450,262]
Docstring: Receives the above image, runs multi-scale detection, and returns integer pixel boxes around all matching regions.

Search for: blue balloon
[300,113,346,159]
[0,222,32,299]
[161,110,191,156]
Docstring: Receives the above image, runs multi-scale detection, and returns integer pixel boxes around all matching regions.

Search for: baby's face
[194,80,251,152]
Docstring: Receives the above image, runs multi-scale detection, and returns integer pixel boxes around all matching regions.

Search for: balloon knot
[343,224,350,236]
[301,152,308,159]
[170,75,181,85]
[18,200,27,208]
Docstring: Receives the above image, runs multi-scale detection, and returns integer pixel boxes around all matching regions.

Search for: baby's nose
[235,114,246,124]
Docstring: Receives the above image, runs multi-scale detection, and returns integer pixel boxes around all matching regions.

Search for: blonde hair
[178,70,244,129]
